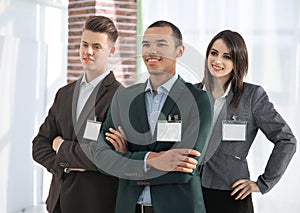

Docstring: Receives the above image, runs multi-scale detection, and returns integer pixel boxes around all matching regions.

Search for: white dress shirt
[76,71,110,121]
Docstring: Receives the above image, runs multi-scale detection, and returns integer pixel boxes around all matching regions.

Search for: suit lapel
[202,103,226,163]
[71,78,82,140]
[203,89,233,163]
[74,73,113,137]
[129,83,152,146]
[149,79,184,150]
[159,79,183,120]
[225,90,234,118]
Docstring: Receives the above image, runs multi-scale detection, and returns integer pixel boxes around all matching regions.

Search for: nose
[148,47,157,55]
[87,45,94,56]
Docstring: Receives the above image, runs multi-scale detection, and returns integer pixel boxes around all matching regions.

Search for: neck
[149,72,175,91]
[211,77,227,99]
[85,69,106,83]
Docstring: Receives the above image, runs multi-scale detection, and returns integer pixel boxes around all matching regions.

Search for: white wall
[142,0,300,212]
[0,0,67,212]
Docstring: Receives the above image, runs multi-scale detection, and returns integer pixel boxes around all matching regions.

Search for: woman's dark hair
[200,30,248,108]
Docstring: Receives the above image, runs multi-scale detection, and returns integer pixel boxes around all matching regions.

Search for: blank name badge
[157,120,182,142]
[222,120,247,141]
[83,120,102,141]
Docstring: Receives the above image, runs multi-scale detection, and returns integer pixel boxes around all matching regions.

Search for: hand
[52,136,64,152]
[146,148,200,173]
[105,126,128,152]
[230,179,261,200]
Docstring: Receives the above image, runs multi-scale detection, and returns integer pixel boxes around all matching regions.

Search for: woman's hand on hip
[230,179,261,200]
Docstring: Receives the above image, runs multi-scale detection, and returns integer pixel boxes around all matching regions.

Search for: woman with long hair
[199,30,296,213]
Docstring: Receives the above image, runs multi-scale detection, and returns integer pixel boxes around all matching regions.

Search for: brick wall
[68,0,137,86]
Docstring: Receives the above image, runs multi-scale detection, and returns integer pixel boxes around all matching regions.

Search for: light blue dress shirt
[137,74,178,205]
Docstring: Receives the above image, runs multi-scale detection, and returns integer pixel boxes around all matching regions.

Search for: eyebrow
[142,39,168,43]
[156,39,168,43]
[211,48,230,55]
[81,41,101,46]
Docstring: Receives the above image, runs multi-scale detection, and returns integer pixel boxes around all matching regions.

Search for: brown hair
[83,16,118,43]
[200,30,248,108]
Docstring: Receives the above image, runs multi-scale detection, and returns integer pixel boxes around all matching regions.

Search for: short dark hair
[147,20,183,47]
[83,16,118,43]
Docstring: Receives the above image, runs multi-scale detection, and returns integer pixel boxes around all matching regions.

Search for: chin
[85,64,97,71]
[148,69,165,75]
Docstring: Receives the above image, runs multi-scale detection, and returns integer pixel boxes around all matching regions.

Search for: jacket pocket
[224,154,250,184]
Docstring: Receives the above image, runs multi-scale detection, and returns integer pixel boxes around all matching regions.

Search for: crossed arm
[105,126,200,174]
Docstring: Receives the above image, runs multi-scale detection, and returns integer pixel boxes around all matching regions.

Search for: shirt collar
[145,74,178,94]
[203,82,231,99]
[222,82,231,98]
[80,71,110,88]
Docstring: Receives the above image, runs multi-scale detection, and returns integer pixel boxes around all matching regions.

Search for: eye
[223,54,232,60]
[81,43,88,48]
[157,42,167,47]
[93,45,101,50]
[210,50,217,56]
[142,43,150,48]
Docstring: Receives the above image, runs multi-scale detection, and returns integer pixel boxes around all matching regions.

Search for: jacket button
[59,162,69,167]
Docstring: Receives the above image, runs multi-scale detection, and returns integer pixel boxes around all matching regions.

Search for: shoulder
[243,82,266,97]
[184,82,210,100]
[116,82,145,95]
[55,80,77,97]
[60,80,77,90]
[111,82,145,106]
[181,82,213,113]
[104,71,122,88]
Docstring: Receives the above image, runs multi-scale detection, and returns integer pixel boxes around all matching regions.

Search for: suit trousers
[202,187,254,213]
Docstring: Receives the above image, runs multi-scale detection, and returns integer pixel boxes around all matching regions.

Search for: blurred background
[0,0,299,212]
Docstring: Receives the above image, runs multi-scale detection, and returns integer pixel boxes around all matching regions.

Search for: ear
[109,46,116,56]
[176,45,185,58]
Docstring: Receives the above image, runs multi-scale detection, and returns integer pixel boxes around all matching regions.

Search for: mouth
[212,64,224,71]
[145,56,162,65]
[83,57,94,63]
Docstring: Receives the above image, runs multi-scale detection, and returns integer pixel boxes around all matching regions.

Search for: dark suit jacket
[95,77,212,213]
[201,83,296,194]
[32,71,121,213]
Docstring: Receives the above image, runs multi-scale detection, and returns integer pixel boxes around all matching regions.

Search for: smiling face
[79,30,115,77]
[207,38,234,83]
[142,27,184,76]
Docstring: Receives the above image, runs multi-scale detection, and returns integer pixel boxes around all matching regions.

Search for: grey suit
[201,82,296,194]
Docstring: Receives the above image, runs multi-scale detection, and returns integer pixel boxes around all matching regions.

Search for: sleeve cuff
[56,140,64,154]
[144,152,151,172]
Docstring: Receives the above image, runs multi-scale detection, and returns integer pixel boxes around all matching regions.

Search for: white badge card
[83,120,102,141]
[157,120,182,142]
[222,120,247,141]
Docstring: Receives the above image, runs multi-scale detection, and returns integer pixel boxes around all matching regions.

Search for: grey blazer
[201,82,296,194]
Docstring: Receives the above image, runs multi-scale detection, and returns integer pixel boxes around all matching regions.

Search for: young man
[95,21,212,213]
[32,16,121,213]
